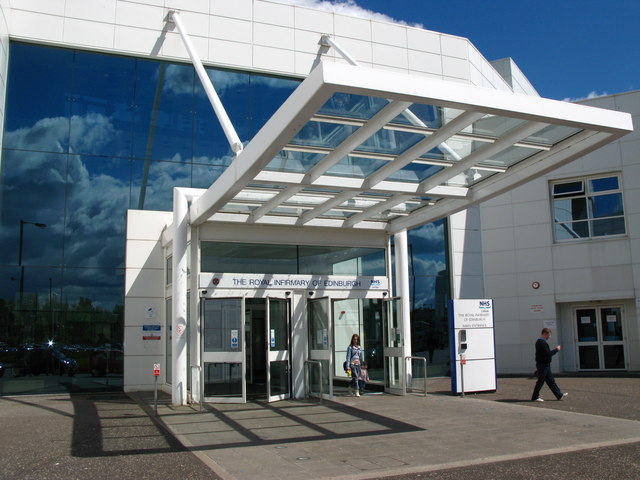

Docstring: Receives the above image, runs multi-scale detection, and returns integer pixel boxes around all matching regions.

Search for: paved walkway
[1,376,638,480]
[129,377,640,480]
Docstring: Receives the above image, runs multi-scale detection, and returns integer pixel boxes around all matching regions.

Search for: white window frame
[551,173,626,242]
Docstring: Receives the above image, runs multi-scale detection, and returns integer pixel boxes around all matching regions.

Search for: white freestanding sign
[449,299,497,394]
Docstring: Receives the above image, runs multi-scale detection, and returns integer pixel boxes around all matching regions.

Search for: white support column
[172,188,188,405]
[394,229,412,360]
[169,11,243,155]
[171,187,203,406]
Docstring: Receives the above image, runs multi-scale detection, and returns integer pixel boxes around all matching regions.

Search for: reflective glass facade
[0,43,450,394]
[201,242,385,276]
[407,220,451,376]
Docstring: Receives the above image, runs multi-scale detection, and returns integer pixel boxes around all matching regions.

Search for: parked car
[52,349,77,376]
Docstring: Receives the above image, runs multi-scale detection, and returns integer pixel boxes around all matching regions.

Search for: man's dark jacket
[535,337,558,367]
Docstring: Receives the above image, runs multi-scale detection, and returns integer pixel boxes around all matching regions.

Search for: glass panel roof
[290,121,358,149]
[318,93,389,120]
[190,62,632,233]
[265,150,325,174]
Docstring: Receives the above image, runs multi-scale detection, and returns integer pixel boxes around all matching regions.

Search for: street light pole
[18,219,47,306]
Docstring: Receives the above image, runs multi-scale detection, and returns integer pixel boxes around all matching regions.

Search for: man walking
[531,328,568,402]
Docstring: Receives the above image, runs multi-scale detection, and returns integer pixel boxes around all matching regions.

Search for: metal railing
[304,360,323,403]
[404,356,428,396]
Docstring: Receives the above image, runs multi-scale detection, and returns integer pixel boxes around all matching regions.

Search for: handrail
[190,364,203,411]
[304,360,323,403]
[404,356,428,396]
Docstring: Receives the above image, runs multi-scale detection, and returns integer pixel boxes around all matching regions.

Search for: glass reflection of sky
[0,42,301,313]
[357,128,424,156]
[265,150,325,174]
[325,155,387,178]
[290,121,358,149]
[404,220,449,315]
[390,103,442,129]
[387,163,443,183]
[318,93,388,120]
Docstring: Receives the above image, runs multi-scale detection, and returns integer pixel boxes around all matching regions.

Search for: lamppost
[18,219,47,306]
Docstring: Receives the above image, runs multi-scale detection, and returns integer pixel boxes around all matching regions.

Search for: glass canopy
[190,62,632,233]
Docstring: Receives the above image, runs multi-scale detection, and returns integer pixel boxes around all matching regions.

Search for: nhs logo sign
[478,300,492,309]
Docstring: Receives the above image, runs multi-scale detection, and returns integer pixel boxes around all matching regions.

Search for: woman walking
[346,333,364,397]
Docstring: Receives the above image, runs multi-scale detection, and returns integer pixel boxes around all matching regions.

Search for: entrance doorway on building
[575,306,626,370]
[201,297,291,403]
[307,296,404,399]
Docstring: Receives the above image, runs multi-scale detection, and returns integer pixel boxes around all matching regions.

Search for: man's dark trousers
[532,364,562,400]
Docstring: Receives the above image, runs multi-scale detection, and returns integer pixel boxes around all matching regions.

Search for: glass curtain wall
[406,219,451,377]
[0,42,298,395]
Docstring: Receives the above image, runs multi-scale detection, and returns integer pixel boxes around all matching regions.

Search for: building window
[551,174,625,242]
[200,242,385,276]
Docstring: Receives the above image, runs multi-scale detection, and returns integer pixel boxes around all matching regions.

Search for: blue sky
[285,0,639,101]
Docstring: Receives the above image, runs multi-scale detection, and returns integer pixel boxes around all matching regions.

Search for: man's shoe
[355,391,360,397]
[558,392,568,400]
[533,397,544,402]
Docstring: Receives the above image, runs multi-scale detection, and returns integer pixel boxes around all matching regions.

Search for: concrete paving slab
[129,387,640,480]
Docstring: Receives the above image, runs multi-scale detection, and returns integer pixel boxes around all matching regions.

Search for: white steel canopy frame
[189,61,632,233]
[165,25,632,405]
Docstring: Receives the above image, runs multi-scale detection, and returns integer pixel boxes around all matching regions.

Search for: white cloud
[563,90,609,102]
[271,0,423,27]
[161,62,299,99]
[162,64,194,96]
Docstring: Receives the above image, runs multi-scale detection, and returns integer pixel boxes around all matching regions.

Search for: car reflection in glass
[51,349,78,376]
[10,345,77,377]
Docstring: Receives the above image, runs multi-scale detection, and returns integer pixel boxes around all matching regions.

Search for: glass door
[576,306,625,370]
[266,297,290,402]
[383,298,405,395]
[202,298,246,403]
[308,297,332,399]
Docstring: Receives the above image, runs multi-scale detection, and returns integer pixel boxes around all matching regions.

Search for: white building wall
[480,91,640,374]
[7,0,512,90]
[491,57,540,96]
[124,210,172,392]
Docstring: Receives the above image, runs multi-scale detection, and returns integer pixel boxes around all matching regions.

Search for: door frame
[201,297,247,404]
[266,296,291,402]
[382,297,405,395]
[573,304,627,371]
[200,294,293,403]
[307,296,333,399]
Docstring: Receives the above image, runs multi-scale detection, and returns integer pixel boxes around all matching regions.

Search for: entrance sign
[200,273,388,291]
[449,299,496,394]
[230,329,239,349]
[142,324,161,341]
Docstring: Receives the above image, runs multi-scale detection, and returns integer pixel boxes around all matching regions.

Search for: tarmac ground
[0,374,638,480]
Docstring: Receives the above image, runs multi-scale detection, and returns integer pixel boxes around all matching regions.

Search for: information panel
[449,299,497,394]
